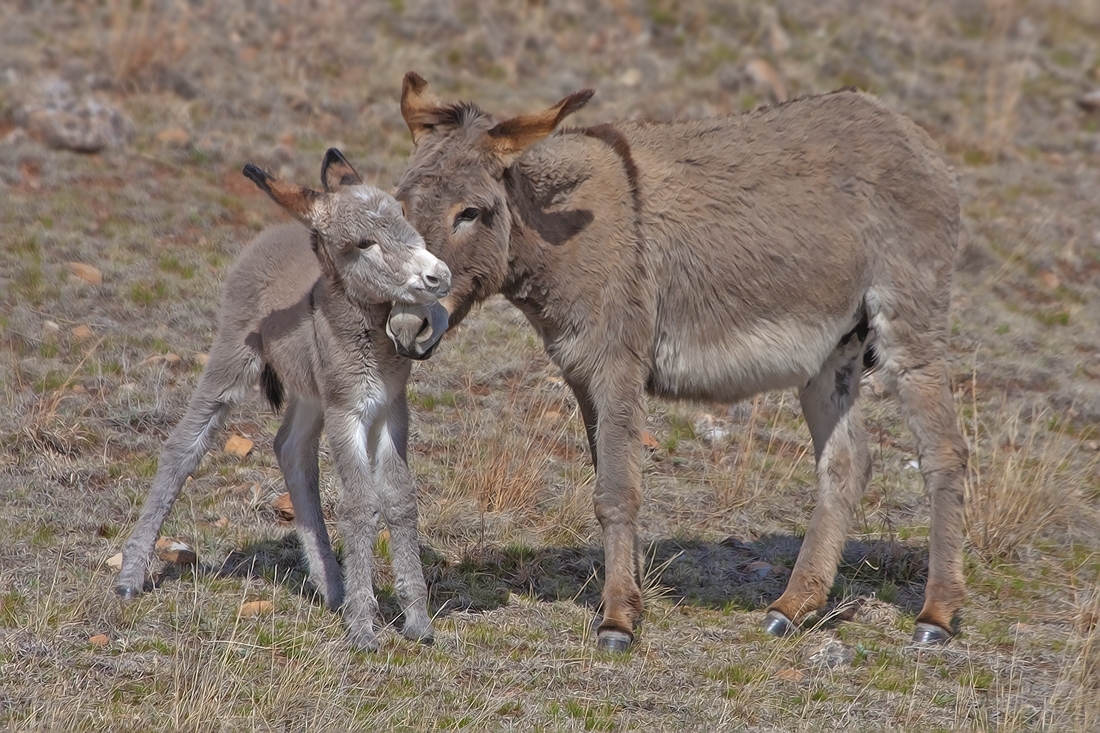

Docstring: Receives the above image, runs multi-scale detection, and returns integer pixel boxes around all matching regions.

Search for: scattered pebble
[775,667,805,683]
[271,492,295,521]
[105,553,124,571]
[67,262,102,285]
[154,537,197,565]
[238,600,274,618]
[223,435,254,457]
[1075,88,1100,113]
[803,637,855,668]
[641,431,661,450]
[155,127,191,147]
[71,324,93,339]
[89,634,109,647]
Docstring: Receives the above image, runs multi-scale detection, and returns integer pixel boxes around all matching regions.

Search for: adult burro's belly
[647,316,845,402]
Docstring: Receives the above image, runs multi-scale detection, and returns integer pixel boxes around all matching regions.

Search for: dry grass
[2,0,1099,729]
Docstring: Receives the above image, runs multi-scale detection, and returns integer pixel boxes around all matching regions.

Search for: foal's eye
[356,239,376,250]
[453,207,480,229]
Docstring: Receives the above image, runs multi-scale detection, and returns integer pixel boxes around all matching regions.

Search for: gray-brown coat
[392,74,968,652]
[116,149,450,650]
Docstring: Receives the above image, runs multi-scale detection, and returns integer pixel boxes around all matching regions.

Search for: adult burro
[391,72,968,652]
[116,149,451,650]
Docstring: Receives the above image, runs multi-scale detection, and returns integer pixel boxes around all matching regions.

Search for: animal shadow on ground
[193,531,929,627]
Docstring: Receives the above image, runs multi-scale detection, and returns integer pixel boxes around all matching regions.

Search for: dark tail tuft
[260,362,284,414]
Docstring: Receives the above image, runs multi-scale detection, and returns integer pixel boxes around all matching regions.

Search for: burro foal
[116,149,451,650]
[392,73,969,651]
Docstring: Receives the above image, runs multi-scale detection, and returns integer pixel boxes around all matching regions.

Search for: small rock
[744,561,779,580]
[223,435,254,458]
[155,127,191,147]
[17,76,134,152]
[775,667,804,683]
[105,552,124,571]
[1076,88,1100,113]
[641,431,661,450]
[67,262,102,285]
[214,516,230,529]
[193,353,210,367]
[43,320,61,334]
[271,492,295,521]
[1084,440,1099,452]
[284,89,312,113]
[238,600,274,618]
[154,537,197,565]
[803,637,855,668]
[619,68,642,87]
[71,324,93,339]
[89,634,109,647]
[1038,270,1061,289]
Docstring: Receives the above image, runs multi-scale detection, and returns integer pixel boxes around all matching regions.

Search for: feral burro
[391,73,967,652]
[116,149,451,650]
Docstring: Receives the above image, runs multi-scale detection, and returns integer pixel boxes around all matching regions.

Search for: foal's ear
[485,89,595,161]
[400,71,444,145]
[320,148,362,192]
[242,163,320,222]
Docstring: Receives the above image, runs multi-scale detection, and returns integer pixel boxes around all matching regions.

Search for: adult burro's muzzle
[387,301,450,360]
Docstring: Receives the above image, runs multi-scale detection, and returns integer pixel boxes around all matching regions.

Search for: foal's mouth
[387,301,450,360]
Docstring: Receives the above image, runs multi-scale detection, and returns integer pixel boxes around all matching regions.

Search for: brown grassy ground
[1,0,1099,730]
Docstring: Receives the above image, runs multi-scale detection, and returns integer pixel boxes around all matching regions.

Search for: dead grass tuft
[106,0,190,92]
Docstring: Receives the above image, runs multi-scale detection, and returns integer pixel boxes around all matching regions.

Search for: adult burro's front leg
[587,360,648,653]
[325,405,384,651]
[370,394,433,643]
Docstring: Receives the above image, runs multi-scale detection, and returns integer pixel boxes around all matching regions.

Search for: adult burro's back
[391,73,968,651]
[116,149,451,650]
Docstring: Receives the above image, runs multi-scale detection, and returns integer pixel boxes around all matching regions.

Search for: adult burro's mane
[430,101,490,129]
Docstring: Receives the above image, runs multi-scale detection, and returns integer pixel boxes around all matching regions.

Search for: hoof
[911,622,952,645]
[596,629,633,653]
[402,624,435,646]
[115,585,141,601]
[762,610,799,638]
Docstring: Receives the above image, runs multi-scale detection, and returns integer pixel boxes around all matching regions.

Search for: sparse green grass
[1,0,1099,729]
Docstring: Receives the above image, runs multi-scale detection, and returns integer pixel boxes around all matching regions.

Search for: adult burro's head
[243,149,451,359]
[391,71,593,336]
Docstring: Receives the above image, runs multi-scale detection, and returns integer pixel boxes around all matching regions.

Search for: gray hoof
[762,610,799,637]
[115,585,141,601]
[596,629,633,653]
[911,622,952,645]
[403,624,435,646]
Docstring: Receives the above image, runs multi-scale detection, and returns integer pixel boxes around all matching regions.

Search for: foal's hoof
[114,585,141,601]
[402,624,435,646]
[596,630,633,653]
[911,622,952,646]
[762,610,799,638]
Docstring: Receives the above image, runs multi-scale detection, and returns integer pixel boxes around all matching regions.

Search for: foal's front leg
[369,393,433,642]
[324,405,383,651]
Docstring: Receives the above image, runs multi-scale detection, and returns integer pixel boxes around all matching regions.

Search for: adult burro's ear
[401,71,443,144]
[485,89,595,161]
[242,163,321,223]
[320,148,362,192]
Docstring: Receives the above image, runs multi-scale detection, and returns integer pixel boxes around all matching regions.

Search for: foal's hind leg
[765,347,871,636]
[116,346,258,598]
[273,397,344,610]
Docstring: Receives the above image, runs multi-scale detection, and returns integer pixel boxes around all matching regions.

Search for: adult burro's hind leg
[324,403,384,651]
[116,345,258,598]
[765,343,872,636]
[893,360,967,643]
[370,394,433,643]
[273,397,344,610]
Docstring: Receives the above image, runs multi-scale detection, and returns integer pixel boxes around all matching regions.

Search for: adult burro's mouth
[387,301,450,360]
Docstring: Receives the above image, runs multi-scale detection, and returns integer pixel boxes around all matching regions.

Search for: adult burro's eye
[356,239,376,250]
[452,207,480,230]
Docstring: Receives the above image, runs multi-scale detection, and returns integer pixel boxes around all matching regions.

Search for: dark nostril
[423,273,440,287]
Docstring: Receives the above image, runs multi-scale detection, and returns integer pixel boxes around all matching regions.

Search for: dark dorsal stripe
[575,123,642,216]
